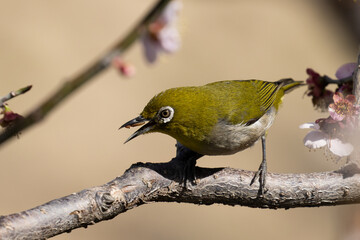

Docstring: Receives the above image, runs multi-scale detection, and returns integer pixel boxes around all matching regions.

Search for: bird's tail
[276,78,304,94]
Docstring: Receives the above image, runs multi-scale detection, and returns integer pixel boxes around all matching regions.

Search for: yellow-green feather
[140,79,303,146]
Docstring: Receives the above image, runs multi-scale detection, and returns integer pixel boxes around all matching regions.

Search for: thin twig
[0,86,32,107]
[0,0,171,147]
[323,75,353,85]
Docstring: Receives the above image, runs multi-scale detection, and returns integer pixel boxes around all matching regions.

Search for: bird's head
[120,85,226,150]
[120,88,191,143]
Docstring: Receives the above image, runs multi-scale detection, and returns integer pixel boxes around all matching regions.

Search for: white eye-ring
[158,106,174,123]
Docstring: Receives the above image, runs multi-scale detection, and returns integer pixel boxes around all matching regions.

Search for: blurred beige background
[0,0,359,239]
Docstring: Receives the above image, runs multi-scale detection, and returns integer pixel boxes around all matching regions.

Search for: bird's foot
[174,142,203,188]
[180,158,197,188]
[250,158,267,196]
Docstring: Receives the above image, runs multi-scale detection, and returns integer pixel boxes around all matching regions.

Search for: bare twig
[0,0,171,147]
[1,143,360,239]
[323,75,353,85]
[0,86,32,107]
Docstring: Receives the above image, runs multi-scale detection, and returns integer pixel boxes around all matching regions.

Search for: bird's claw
[250,158,267,196]
[174,142,203,188]
[179,158,197,188]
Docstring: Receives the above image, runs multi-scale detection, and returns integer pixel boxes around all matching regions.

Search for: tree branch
[0,0,171,147]
[1,144,360,239]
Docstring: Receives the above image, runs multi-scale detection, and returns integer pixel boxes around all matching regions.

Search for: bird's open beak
[119,116,156,143]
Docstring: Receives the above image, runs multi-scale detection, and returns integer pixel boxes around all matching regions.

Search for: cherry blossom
[335,62,357,79]
[305,68,333,111]
[328,93,358,122]
[300,122,354,157]
[141,0,182,63]
[112,57,136,77]
[300,92,359,157]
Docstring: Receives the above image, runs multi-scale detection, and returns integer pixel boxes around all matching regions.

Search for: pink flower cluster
[300,93,359,157]
[305,63,356,111]
[301,64,359,157]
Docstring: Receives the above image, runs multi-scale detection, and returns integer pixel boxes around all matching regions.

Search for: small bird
[120,79,303,194]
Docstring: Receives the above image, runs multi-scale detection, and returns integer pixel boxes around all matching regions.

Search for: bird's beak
[119,116,156,143]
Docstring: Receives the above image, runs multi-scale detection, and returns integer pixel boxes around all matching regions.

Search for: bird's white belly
[201,107,276,155]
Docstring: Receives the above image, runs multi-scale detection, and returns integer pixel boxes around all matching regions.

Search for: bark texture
[1,145,360,239]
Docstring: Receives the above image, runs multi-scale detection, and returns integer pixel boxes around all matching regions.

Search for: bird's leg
[174,142,203,186]
[182,157,197,184]
[250,135,267,196]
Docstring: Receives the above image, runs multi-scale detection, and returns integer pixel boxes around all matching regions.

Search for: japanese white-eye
[121,79,303,194]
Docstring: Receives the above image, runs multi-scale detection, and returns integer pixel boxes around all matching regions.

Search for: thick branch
[0,0,171,147]
[1,146,360,239]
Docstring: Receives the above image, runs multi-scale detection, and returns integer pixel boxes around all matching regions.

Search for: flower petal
[332,92,343,104]
[141,33,159,63]
[329,106,345,121]
[328,138,353,157]
[160,0,182,24]
[303,131,327,149]
[335,62,357,79]
[299,122,320,130]
[345,94,356,104]
[158,26,180,53]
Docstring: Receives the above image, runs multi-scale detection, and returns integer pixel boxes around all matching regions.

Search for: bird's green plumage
[136,79,302,155]
[121,79,302,194]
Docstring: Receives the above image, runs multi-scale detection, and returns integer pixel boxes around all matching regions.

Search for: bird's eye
[158,106,174,123]
[160,109,171,118]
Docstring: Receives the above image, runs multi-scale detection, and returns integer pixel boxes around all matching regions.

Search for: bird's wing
[215,80,281,125]
[257,81,281,113]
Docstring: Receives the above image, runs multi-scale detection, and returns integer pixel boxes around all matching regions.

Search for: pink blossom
[300,93,359,157]
[0,105,23,128]
[335,62,357,79]
[112,57,136,77]
[300,122,354,157]
[302,63,359,158]
[141,0,182,63]
[305,68,333,111]
[335,63,356,96]
[328,93,359,122]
